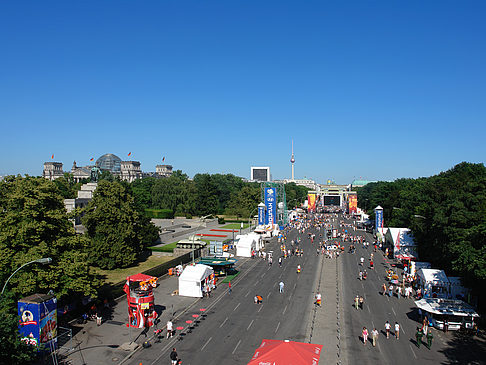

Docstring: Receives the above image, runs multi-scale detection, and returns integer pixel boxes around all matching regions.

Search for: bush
[218,216,226,224]
[145,209,174,219]
[185,214,192,219]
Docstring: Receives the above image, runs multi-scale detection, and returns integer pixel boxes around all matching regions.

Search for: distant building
[281,178,317,190]
[251,166,271,182]
[156,164,173,178]
[121,161,142,183]
[71,161,91,183]
[96,153,122,173]
[351,179,377,189]
[43,162,64,181]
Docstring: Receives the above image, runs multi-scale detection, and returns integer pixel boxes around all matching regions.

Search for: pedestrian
[371,328,379,347]
[426,330,434,349]
[359,296,364,310]
[382,283,387,295]
[397,286,402,299]
[207,285,211,298]
[279,281,285,293]
[395,322,400,339]
[444,319,449,332]
[388,285,393,297]
[355,295,359,310]
[362,327,368,345]
[166,319,173,339]
[415,327,423,348]
[96,308,102,326]
[359,271,363,281]
[279,257,282,267]
[315,292,322,307]
[385,321,391,339]
[170,347,178,365]
[228,281,232,295]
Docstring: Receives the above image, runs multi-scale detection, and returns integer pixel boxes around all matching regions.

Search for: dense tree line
[358,162,486,307]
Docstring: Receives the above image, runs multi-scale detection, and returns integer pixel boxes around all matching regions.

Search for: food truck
[415,298,479,331]
[123,273,157,328]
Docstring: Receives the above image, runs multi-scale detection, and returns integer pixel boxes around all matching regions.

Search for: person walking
[415,327,423,348]
[355,295,360,310]
[382,283,387,295]
[279,257,283,267]
[362,327,368,345]
[426,330,434,349]
[359,296,364,310]
[388,284,393,297]
[315,292,322,307]
[371,328,379,347]
[385,321,391,339]
[394,322,400,339]
[166,319,173,339]
[279,281,285,293]
[228,281,232,295]
[170,347,178,365]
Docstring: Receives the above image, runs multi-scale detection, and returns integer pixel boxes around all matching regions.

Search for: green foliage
[358,162,486,305]
[218,216,225,224]
[149,242,178,252]
[0,292,35,365]
[225,185,261,218]
[145,208,174,219]
[193,173,219,216]
[83,180,159,270]
[285,182,310,208]
[131,177,156,211]
[0,176,100,299]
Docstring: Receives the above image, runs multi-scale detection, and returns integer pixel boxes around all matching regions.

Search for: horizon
[1,1,485,183]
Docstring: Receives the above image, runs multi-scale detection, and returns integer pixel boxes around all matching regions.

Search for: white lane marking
[392,307,396,316]
[201,336,212,351]
[245,290,251,297]
[232,339,242,354]
[409,344,417,359]
[219,317,228,328]
[247,319,254,330]
[401,326,405,334]
[254,281,258,286]
[258,304,264,312]
[293,283,297,289]
[234,303,240,311]
[261,272,266,278]
[275,321,280,333]
[283,304,288,315]
[268,292,272,298]
[367,304,370,313]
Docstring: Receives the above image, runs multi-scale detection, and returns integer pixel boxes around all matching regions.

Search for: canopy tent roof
[197,257,238,266]
[415,298,479,317]
[248,339,322,365]
[387,228,415,246]
[126,273,156,282]
[417,268,449,285]
[179,264,213,282]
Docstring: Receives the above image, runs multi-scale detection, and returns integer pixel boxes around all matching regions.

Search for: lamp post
[2,257,52,295]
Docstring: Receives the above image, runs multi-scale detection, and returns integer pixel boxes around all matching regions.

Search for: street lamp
[2,257,52,295]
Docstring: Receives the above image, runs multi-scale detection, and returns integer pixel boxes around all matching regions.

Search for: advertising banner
[18,294,57,352]
[375,208,383,231]
[348,194,357,214]
[258,205,265,226]
[308,193,316,212]
[264,187,277,225]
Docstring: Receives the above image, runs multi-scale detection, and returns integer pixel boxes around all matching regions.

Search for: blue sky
[1,1,485,184]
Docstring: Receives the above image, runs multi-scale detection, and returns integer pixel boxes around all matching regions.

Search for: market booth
[197,257,238,276]
[235,234,258,257]
[178,264,214,298]
[416,268,450,298]
[123,273,157,328]
[415,298,479,331]
[248,339,322,365]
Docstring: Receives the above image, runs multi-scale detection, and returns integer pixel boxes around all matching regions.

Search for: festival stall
[178,264,214,298]
[415,298,479,331]
[235,234,258,257]
[123,273,157,328]
[416,268,450,298]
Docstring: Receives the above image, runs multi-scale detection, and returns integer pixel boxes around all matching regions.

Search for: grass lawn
[221,272,240,283]
[222,223,249,230]
[93,255,173,284]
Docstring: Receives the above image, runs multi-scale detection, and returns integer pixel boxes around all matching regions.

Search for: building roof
[417,268,449,284]
[96,153,122,172]
[179,264,213,282]
[387,228,415,246]
[415,298,479,317]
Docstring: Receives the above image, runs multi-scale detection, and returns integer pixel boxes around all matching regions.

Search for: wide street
[124,213,484,365]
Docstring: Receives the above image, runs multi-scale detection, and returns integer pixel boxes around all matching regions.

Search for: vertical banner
[258,205,265,226]
[264,188,277,225]
[375,208,383,231]
[348,194,357,214]
[308,193,316,212]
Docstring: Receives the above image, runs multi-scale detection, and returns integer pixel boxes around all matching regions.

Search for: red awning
[248,339,322,365]
[126,273,155,282]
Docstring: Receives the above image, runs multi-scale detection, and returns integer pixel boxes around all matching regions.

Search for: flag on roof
[51,154,54,159]
[128,152,131,156]
[90,157,94,161]
[162,156,165,162]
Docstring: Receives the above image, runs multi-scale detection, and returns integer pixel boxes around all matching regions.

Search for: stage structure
[261,182,287,227]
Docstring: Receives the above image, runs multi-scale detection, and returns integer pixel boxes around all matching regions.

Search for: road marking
[401,326,405,334]
[245,290,251,297]
[283,304,288,315]
[261,272,266,278]
[258,304,263,312]
[234,303,240,311]
[247,319,254,330]
[219,317,228,328]
[232,339,242,354]
[254,281,258,286]
[293,283,297,289]
[392,307,396,316]
[409,344,417,359]
[367,304,370,313]
[201,336,212,351]
[275,321,280,333]
[268,292,272,298]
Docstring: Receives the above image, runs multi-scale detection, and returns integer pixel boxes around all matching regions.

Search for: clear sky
[1,1,485,184]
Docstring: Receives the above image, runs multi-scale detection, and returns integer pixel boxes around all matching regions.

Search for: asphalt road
[128,222,323,365]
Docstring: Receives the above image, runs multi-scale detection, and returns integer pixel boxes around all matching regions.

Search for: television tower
[290,140,295,180]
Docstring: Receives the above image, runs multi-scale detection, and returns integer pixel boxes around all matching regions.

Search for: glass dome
[96,153,122,172]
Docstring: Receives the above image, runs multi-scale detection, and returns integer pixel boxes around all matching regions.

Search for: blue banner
[258,205,265,225]
[264,187,277,225]
[375,208,383,230]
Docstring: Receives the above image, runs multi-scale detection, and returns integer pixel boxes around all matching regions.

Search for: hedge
[145,208,174,219]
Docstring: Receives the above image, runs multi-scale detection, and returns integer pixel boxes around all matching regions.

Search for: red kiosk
[123,273,157,329]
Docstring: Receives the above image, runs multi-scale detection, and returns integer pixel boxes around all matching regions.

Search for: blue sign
[258,205,265,225]
[375,208,383,230]
[264,188,277,225]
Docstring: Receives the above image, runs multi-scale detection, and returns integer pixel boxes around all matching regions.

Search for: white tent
[417,268,450,298]
[178,264,214,298]
[235,234,257,257]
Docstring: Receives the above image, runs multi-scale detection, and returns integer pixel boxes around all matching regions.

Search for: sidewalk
[305,254,343,365]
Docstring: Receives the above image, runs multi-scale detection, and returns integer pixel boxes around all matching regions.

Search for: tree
[0,292,35,365]
[0,176,99,299]
[131,176,156,211]
[82,180,159,269]
[193,174,219,216]
[225,185,261,218]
